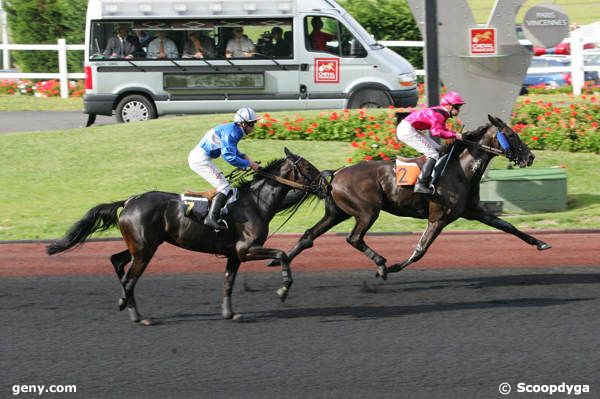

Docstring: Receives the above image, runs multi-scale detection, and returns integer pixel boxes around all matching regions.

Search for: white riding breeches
[188,146,231,195]
[396,120,441,160]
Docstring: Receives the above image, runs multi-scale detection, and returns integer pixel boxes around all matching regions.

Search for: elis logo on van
[314,58,340,83]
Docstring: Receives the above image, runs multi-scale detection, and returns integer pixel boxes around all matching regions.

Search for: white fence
[0,39,85,98]
[0,38,597,98]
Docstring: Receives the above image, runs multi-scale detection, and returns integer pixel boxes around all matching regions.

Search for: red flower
[531,136,539,141]
[364,155,373,161]
[591,122,598,129]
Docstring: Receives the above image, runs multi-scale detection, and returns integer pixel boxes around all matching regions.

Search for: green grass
[1,110,599,240]
[468,0,600,25]
[0,95,83,111]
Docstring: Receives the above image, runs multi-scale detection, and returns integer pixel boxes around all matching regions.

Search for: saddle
[394,154,451,188]
[180,189,238,223]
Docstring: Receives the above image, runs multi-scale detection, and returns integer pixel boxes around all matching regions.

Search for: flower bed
[0,79,85,97]
[252,95,599,162]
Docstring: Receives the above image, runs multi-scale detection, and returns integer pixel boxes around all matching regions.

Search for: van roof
[88,0,344,19]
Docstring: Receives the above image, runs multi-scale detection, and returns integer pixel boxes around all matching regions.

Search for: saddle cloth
[395,159,420,186]
[180,189,239,222]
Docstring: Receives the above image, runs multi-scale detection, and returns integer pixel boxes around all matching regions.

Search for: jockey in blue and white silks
[188,107,260,230]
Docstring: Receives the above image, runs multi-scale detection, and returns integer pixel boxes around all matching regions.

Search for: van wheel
[348,89,392,109]
[116,95,157,123]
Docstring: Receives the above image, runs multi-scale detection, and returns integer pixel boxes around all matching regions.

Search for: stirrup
[414,183,434,195]
[205,218,228,231]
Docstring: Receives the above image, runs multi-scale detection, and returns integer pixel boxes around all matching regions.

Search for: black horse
[47,148,327,323]
[271,115,551,278]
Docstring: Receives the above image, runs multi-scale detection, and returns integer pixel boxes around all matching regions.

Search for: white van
[84,0,418,124]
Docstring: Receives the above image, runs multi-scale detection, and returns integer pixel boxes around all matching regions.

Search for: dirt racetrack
[1,230,598,276]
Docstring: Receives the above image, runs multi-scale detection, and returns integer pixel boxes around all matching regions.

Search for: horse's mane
[453,123,492,153]
[463,123,491,141]
[227,156,319,217]
[228,157,286,190]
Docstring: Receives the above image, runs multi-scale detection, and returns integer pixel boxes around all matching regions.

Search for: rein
[461,129,511,157]
[460,138,505,156]
[255,169,313,191]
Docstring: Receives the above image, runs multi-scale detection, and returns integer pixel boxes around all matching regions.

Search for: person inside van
[269,27,290,57]
[283,30,293,55]
[396,91,465,195]
[225,27,255,58]
[103,24,136,59]
[188,107,261,230]
[147,31,179,59]
[309,17,335,52]
[135,29,154,55]
[182,31,215,59]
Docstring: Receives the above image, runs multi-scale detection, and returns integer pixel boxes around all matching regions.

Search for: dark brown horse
[47,148,327,323]
[271,115,551,278]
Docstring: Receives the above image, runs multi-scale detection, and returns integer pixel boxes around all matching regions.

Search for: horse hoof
[128,308,140,323]
[222,310,233,319]
[140,319,155,326]
[118,298,127,311]
[537,242,552,251]
[376,266,388,280]
[267,259,280,267]
[276,287,289,302]
[232,314,243,322]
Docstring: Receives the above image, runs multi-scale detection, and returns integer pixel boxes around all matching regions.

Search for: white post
[570,29,584,96]
[1,0,10,70]
[57,38,69,98]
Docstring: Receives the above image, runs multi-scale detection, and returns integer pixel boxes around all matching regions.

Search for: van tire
[348,89,392,109]
[115,95,157,123]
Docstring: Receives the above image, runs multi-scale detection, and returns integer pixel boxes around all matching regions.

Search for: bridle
[461,128,519,162]
[254,155,330,197]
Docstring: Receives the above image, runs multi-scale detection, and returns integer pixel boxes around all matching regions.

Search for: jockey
[396,91,465,195]
[188,107,261,230]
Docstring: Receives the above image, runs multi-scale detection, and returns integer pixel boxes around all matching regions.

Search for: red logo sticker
[469,28,497,55]
[314,58,340,83]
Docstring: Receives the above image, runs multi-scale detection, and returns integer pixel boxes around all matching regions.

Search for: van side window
[305,16,366,58]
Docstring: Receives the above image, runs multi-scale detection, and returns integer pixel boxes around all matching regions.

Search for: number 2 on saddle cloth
[395,159,421,186]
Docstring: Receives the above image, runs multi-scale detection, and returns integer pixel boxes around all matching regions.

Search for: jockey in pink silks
[396,91,466,195]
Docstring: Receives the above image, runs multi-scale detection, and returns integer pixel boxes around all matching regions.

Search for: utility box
[479,168,567,213]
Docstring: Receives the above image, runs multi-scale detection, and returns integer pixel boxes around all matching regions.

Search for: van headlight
[398,72,416,87]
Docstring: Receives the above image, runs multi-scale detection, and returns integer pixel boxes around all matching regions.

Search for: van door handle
[300,64,309,71]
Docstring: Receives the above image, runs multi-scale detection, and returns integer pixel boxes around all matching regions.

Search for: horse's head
[281,147,330,198]
[487,115,535,167]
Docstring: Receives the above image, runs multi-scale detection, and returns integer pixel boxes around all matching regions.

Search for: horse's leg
[119,246,158,323]
[240,246,292,302]
[110,249,131,280]
[387,219,448,273]
[345,210,388,279]
[222,256,241,319]
[463,207,552,250]
[268,204,350,267]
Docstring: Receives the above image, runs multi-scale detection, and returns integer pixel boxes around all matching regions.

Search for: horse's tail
[46,200,126,255]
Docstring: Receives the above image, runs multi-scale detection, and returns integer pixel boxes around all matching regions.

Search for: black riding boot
[414,157,436,195]
[205,192,228,230]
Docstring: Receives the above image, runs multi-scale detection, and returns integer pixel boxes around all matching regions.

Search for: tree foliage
[4,0,86,72]
[339,0,423,69]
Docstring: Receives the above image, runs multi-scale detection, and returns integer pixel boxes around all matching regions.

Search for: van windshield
[89,19,293,60]
[340,13,382,49]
